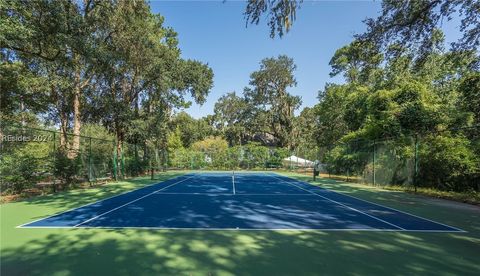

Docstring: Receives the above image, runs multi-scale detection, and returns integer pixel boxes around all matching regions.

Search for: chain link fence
[2,122,478,195]
[315,126,479,192]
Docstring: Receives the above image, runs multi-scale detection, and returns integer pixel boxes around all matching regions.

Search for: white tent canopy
[282,155,314,167]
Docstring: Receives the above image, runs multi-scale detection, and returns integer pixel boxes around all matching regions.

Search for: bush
[53,151,81,187]
[125,156,148,176]
[0,142,51,194]
[0,154,39,194]
[419,134,479,192]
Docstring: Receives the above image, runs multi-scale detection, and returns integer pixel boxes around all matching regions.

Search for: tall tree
[329,40,383,85]
[246,55,301,148]
[90,1,213,171]
[1,0,104,157]
[213,92,255,145]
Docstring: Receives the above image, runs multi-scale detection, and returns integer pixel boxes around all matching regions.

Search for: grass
[309,172,480,205]
[1,171,480,275]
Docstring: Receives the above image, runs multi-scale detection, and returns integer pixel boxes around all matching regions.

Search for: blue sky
[149,1,462,119]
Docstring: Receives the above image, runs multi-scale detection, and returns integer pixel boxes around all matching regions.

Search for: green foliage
[329,40,383,84]
[2,0,479,197]
[245,55,301,147]
[167,128,184,152]
[292,107,317,150]
[53,151,81,187]
[244,0,300,38]
[241,142,269,169]
[419,135,479,192]
[0,146,43,194]
[81,125,115,173]
[314,84,351,146]
[213,92,252,145]
[267,147,290,169]
[192,136,228,154]
[458,73,480,125]
[359,0,480,53]
[170,112,214,148]
[0,134,53,194]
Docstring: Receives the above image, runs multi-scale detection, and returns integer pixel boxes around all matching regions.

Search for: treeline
[1,0,213,170]
[310,3,480,192]
[1,0,479,194]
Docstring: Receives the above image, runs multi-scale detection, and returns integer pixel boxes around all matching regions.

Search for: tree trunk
[68,66,82,159]
[51,82,68,150]
[115,122,125,179]
[59,111,68,150]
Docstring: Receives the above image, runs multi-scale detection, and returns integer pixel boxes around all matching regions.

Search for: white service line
[17,173,192,228]
[232,171,236,195]
[155,192,315,196]
[73,175,196,227]
[270,175,406,230]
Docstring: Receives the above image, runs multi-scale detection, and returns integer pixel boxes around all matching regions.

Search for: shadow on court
[20,173,462,231]
[2,173,480,275]
[20,173,185,221]
[288,174,480,233]
[2,228,479,275]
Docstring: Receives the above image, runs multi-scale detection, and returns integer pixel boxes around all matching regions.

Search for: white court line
[154,192,316,196]
[17,225,463,233]
[273,173,466,232]
[311,178,466,232]
[17,173,192,228]
[232,171,236,195]
[72,175,197,227]
[270,175,406,230]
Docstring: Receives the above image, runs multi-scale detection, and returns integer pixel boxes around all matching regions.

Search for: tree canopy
[1,0,479,193]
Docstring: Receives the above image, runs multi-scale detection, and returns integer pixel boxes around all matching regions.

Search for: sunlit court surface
[19,172,463,232]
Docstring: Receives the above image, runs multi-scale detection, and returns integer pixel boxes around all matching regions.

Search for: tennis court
[19,172,463,232]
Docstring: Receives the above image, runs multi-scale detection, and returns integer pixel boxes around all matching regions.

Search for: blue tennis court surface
[19,173,464,232]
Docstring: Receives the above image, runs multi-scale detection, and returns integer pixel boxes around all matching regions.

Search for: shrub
[53,151,81,188]
[0,142,51,194]
[419,134,479,191]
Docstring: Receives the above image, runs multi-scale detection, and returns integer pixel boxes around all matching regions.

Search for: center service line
[232,171,236,195]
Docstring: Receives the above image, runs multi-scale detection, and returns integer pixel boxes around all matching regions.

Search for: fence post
[346,142,350,182]
[121,144,125,179]
[372,140,376,186]
[304,149,307,175]
[134,143,138,176]
[52,132,57,192]
[414,135,419,193]
[88,137,93,185]
[112,139,118,181]
[149,146,154,180]
[264,150,267,171]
